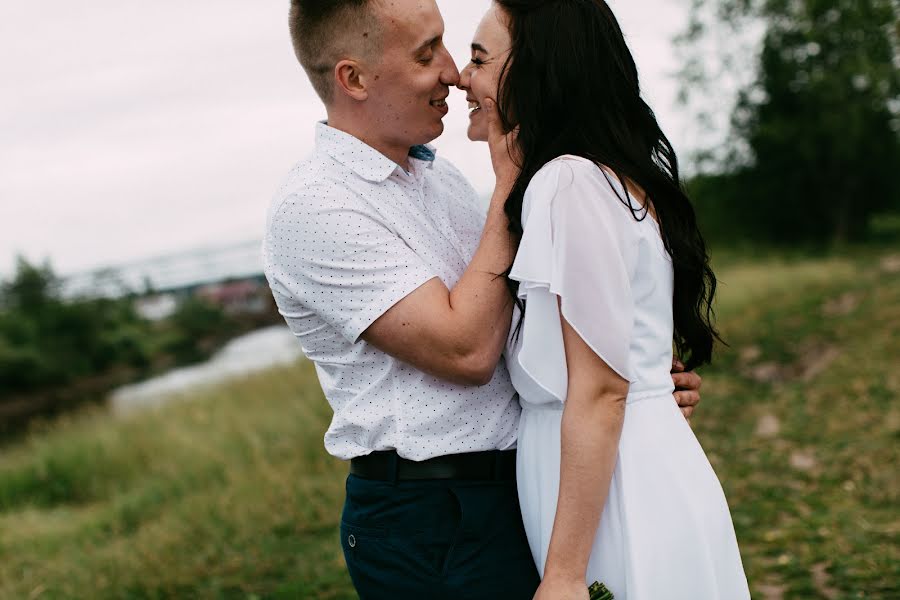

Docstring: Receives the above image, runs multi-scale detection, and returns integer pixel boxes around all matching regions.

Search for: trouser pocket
[340,476,460,599]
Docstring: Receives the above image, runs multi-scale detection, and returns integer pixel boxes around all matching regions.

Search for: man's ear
[334,59,369,102]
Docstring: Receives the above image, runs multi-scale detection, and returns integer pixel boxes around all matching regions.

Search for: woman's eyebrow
[471,42,489,54]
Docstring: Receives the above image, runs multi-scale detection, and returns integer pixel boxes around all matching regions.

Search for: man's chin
[413,122,444,147]
[431,120,446,140]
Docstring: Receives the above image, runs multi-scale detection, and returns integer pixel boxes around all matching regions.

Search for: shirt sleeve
[265,188,437,343]
[509,157,635,401]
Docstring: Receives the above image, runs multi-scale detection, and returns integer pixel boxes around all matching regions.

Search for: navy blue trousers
[340,473,541,600]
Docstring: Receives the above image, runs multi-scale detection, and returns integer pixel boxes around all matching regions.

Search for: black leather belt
[350,449,516,482]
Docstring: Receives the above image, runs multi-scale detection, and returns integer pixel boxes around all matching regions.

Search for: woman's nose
[457,65,471,90]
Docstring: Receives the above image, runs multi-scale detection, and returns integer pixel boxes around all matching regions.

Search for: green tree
[0,259,152,398]
[162,297,235,363]
[680,0,900,243]
[0,258,58,316]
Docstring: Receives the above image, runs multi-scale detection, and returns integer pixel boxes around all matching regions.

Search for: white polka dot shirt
[263,123,520,461]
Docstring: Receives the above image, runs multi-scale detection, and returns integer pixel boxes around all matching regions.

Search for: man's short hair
[289,0,383,104]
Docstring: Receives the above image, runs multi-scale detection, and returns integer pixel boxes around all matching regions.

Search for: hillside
[1,249,897,599]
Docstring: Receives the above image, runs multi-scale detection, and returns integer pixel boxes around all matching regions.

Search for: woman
[458,1,751,598]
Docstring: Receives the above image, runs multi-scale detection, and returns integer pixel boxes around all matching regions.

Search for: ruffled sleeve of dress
[510,156,636,404]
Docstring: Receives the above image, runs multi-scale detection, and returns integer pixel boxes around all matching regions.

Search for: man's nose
[439,48,460,86]
[442,64,460,87]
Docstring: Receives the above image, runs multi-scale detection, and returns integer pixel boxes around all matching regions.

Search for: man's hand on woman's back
[671,358,702,419]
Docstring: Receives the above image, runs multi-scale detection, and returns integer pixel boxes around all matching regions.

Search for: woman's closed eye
[470,57,486,67]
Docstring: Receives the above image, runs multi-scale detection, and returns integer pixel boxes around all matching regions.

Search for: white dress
[507,156,750,599]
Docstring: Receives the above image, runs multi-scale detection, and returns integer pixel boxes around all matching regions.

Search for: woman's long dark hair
[495,0,720,370]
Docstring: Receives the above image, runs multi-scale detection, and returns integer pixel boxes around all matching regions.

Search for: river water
[108,325,304,415]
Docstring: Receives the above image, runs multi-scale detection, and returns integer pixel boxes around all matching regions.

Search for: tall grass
[1,249,898,599]
[0,364,352,599]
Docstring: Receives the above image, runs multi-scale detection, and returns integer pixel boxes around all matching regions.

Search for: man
[263,1,702,598]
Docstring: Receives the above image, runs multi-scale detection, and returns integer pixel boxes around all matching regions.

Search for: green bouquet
[588,581,614,600]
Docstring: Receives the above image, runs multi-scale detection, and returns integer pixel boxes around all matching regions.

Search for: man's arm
[362,183,515,386]
[361,98,518,386]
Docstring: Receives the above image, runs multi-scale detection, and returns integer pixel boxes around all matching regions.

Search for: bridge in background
[62,239,266,298]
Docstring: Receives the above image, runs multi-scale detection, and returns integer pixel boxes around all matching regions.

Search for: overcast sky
[1,0,711,277]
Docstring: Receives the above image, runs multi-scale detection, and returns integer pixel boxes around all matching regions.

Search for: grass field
[1,249,898,599]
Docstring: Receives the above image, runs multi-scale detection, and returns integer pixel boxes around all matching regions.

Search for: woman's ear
[334,60,369,102]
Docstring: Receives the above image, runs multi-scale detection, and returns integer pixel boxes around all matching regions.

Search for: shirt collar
[315,121,436,183]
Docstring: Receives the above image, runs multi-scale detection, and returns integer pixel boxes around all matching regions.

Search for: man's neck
[326,115,411,171]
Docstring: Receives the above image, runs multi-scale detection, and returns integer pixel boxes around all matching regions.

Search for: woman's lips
[467,98,482,118]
